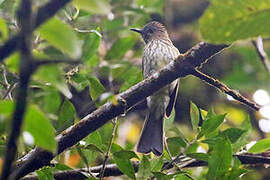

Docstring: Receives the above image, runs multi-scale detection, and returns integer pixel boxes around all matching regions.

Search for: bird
[130,21,180,156]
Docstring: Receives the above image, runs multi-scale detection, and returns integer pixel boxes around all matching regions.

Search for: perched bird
[131,21,180,156]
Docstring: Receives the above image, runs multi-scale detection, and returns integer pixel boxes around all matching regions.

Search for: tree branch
[21,154,270,180]
[0,0,72,61]
[190,69,260,110]
[1,0,34,179]
[252,36,270,74]
[10,42,229,179]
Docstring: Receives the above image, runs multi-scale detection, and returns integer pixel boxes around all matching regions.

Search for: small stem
[2,82,18,100]
[99,118,118,180]
[252,36,270,74]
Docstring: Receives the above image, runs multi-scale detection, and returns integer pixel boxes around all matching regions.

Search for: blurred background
[0,0,270,179]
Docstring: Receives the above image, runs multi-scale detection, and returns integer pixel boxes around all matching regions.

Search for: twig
[11,42,228,179]
[34,59,82,67]
[252,36,270,74]
[99,118,118,180]
[1,0,34,179]
[190,69,260,111]
[1,65,13,100]
[0,0,72,62]
[2,82,18,100]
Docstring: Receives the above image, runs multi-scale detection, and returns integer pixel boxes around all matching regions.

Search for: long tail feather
[136,109,164,156]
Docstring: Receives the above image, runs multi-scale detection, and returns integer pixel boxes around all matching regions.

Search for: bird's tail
[136,107,164,156]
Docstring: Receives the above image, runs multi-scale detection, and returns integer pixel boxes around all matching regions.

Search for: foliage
[0,0,270,179]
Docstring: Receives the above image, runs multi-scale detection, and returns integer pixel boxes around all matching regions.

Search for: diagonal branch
[11,42,229,179]
[190,69,260,110]
[0,0,72,62]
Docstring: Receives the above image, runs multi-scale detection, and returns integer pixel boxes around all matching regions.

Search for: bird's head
[130,21,169,43]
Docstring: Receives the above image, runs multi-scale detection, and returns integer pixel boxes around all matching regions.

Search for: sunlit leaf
[82,29,101,62]
[38,18,81,58]
[248,139,270,154]
[74,0,111,15]
[198,114,226,138]
[25,105,57,153]
[190,101,200,131]
[200,0,270,44]
[150,157,164,172]
[105,37,135,60]
[0,17,8,40]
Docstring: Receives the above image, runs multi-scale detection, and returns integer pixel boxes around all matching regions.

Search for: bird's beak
[130,28,143,34]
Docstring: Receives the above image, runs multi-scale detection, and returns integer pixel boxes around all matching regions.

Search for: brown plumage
[131,21,180,156]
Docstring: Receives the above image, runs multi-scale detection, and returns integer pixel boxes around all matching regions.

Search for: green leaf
[221,128,246,143]
[82,29,101,62]
[36,167,54,180]
[187,153,209,162]
[137,155,152,180]
[5,52,19,73]
[150,157,164,172]
[74,0,111,15]
[167,136,186,156]
[87,75,105,100]
[248,139,270,153]
[199,0,270,44]
[84,131,103,149]
[105,37,135,60]
[34,65,71,98]
[152,172,171,180]
[0,17,8,40]
[175,174,192,180]
[206,136,232,180]
[190,101,200,131]
[58,99,75,131]
[111,143,124,153]
[0,101,56,152]
[119,66,143,92]
[198,114,226,138]
[84,143,104,154]
[38,18,81,58]
[25,105,57,153]
[113,150,138,179]
[232,116,252,152]
[165,109,175,131]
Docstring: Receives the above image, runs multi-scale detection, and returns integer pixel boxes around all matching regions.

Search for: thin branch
[2,82,18,100]
[22,154,270,180]
[99,118,118,180]
[1,0,34,179]
[11,42,229,179]
[190,69,260,111]
[1,65,13,100]
[252,36,270,74]
[0,0,72,62]
[34,59,82,67]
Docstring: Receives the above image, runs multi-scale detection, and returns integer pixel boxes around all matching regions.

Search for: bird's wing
[166,46,180,117]
[166,79,179,117]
